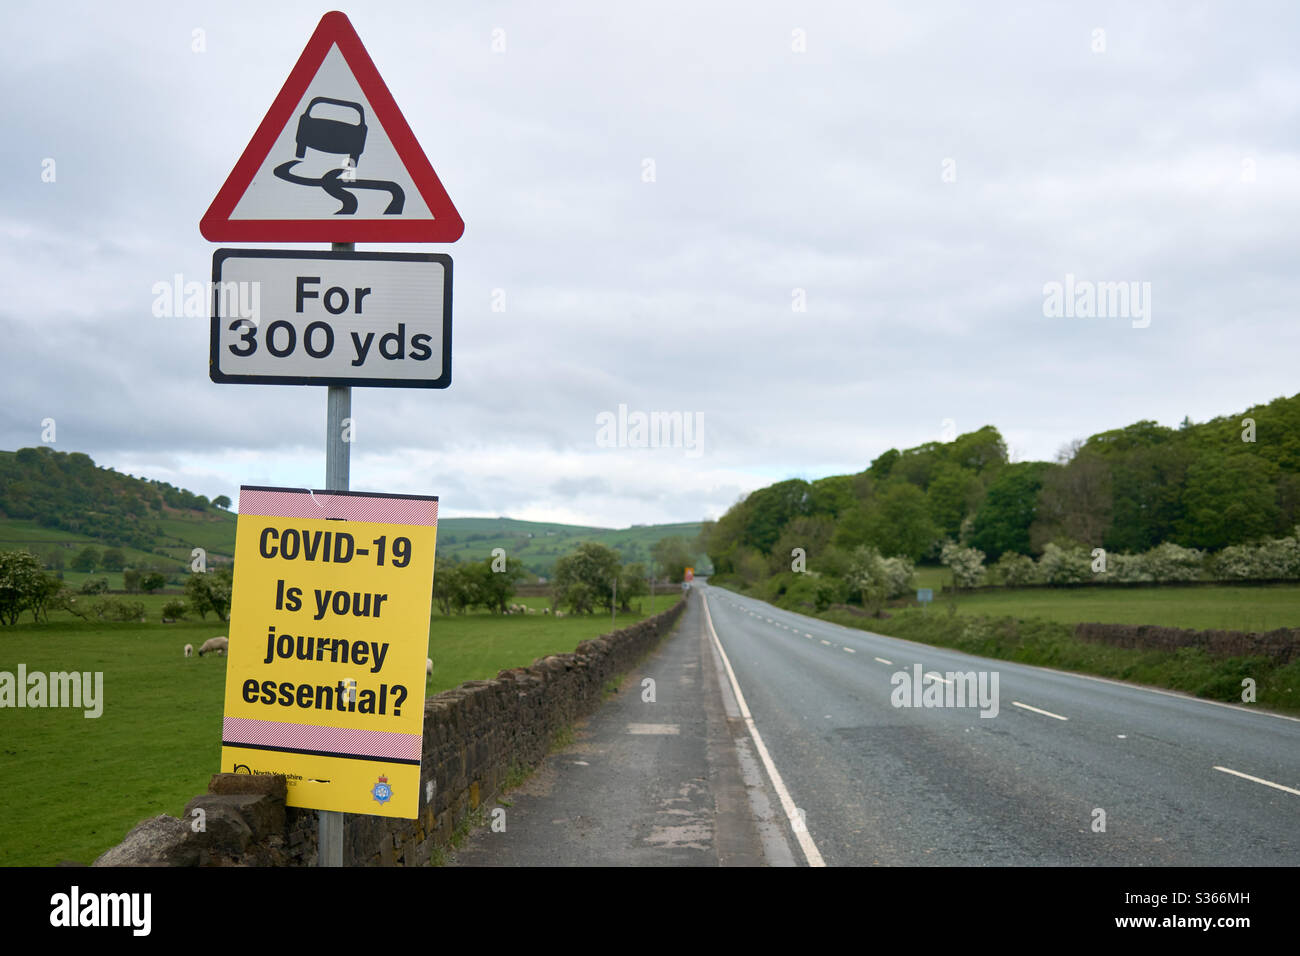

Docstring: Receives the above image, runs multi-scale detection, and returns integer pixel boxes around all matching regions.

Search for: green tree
[71,546,99,573]
[1176,454,1277,550]
[862,483,939,561]
[0,550,49,625]
[184,566,234,622]
[552,542,622,614]
[650,535,695,584]
[927,464,981,539]
[122,568,142,592]
[480,555,526,613]
[213,495,232,509]
[140,571,166,593]
[968,462,1051,560]
[100,548,126,572]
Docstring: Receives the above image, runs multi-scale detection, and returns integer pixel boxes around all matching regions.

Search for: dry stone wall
[94,595,688,867]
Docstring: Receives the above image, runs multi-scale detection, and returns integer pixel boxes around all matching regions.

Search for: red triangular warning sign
[200,11,464,243]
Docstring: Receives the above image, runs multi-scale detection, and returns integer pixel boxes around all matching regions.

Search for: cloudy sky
[2,1,1297,527]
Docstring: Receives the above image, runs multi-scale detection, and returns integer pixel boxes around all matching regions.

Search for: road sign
[684,567,694,582]
[219,485,438,819]
[199,11,464,243]
[210,249,452,388]
[917,588,934,604]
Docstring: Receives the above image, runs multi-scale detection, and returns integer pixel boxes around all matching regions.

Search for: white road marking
[924,672,953,685]
[627,723,680,735]
[820,640,832,646]
[874,657,893,665]
[843,647,856,654]
[1213,766,1300,797]
[804,633,813,638]
[1011,701,1069,721]
[702,593,826,868]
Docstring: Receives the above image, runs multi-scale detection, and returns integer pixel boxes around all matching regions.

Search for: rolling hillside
[0,448,711,578]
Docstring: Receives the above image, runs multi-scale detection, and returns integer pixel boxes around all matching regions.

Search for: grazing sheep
[426,658,433,675]
[543,607,551,615]
[527,607,536,614]
[555,610,565,619]
[184,644,193,658]
[198,636,229,657]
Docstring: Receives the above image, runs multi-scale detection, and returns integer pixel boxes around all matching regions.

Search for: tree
[479,555,526,613]
[122,568,142,592]
[1175,454,1277,550]
[552,542,622,614]
[968,462,1051,560]
[213,495,232,509]
[1029,452,1113,552]
[618,562,649,610]
[650,536,695,584]
[846,545,890,615]
[862,483,939,561]
[927,464,981,539]
[0,550,49,625]
[140,572,166,593]
[184,566,234,621]
[100,548,126,572]
[71,546,99,573]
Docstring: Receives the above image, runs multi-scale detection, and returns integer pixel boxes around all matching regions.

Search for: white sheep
[527,607,536,614]
[184,644,193,658]
[555,610,565,619]
[426,658,433,675]
[198,636,229,657]
[543,607,551,615]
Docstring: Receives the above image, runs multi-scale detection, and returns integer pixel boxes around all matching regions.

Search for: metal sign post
[319,243,353,867]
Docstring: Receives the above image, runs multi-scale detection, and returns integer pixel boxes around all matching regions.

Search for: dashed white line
[1011,701,1069,721]
[924,672,953,685]
[820,640,831,646]
[874,657,893,665]
[843,647,856,654]
[1213,766,1300,797]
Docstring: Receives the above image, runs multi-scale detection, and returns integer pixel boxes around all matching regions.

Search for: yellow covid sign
[219,486,437,818]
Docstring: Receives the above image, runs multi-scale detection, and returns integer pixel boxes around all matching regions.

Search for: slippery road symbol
[272,96,405,215]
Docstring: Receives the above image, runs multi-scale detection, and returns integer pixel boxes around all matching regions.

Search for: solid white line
[1213,766,1300,797]
[874,657,892,665]
[843,647,856,654]
[1011,701,1069,721]
[702,593,826,867]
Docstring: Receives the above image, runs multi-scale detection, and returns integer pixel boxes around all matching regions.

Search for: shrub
[1143,542,1204,582]
[1108,552,1153,583]
[161,600,187,621]
[1036,543,1090,585]
[940,541,986,589]
[992,552,1036,586]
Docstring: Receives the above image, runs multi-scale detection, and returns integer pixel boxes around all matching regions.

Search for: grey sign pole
[318,240,353,867]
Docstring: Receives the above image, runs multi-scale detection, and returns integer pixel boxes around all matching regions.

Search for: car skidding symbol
[296,97,368,166]
[272,95,405,215]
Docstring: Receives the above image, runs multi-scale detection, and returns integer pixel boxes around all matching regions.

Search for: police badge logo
[371,774,392,805]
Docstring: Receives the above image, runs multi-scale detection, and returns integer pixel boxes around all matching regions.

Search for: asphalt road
[700,580,1300,866]
[450,583,1298,866]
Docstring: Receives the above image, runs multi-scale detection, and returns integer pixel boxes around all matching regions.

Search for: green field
[938,583,1300,633]
[0,596,672,867]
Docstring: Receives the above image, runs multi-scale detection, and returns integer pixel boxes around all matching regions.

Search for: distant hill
[0,447,711,577]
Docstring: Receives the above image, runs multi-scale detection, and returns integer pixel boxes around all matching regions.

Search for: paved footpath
[448,591,796,866]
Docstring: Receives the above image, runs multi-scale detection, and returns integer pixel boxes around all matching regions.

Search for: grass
[937,583,1300,633]
[0,594,665,867]
[844,607,1300,715]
